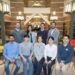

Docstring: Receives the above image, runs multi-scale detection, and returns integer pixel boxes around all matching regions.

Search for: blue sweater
[38,30,48,44]
[57,44,74,64]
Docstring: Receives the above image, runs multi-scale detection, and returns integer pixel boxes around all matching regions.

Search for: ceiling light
[32,1,41,6]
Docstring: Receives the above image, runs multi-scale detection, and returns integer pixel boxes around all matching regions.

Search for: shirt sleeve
[30,44,33,53]
[44,46,47,60]
[64,46,74,64]
[3,45,10,60]
[53,29,60,44]
[57,46,62,63]
[14,44,19,59]
[51,45,57,61]
[19,45,23,55]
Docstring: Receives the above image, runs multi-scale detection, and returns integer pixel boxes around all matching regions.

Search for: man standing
[19,35,33,75]
[56,35,74,75]
[38,23,48,44]
[12,22,25,43]
[48,22,60,44]
[3,34,20,75]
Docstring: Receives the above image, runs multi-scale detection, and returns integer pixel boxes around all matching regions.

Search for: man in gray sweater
[12,22,25,43]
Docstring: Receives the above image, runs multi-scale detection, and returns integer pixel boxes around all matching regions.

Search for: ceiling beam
[23,0,28,7]
[44,0,51,7]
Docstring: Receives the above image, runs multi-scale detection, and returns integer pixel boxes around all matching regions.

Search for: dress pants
[43,59,55,75]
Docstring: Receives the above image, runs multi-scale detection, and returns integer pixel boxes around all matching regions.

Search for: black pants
[43,59,55,75]
[33,57,44,75]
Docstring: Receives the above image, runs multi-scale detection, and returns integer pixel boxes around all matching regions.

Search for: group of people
[3,22,74,75]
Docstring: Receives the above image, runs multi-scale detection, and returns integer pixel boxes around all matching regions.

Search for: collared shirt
[15,28,20,32]
[33,42,45,61]
[3,42,19,60]
[48,28,60,44]
[50,28,56,35]
[29,31,37,43]
[44,44,57,61]
[19,42,33,56]
[58,44,74,64]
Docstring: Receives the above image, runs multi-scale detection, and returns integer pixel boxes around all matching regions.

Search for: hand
[45,60,48,64]
[60,63,64,68]
[9,58,15,63]
[29,56,32,61]
[23,58,27,63]
[48,60,51,64]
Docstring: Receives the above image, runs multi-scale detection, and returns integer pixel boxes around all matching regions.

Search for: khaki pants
[55,62,70,75]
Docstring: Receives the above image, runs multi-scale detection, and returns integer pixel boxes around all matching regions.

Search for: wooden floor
[0,59,75,75]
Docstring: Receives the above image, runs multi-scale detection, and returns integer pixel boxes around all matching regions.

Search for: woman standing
[33,35,45,75]
[27,25,37,44]
[43,36,57,75]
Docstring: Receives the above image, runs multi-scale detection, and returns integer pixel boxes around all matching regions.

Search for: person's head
[28,25,32,32]
[37,35,43,43]
[8,34,14,42]
[48,36,54,45]
[23,35,29,42]
[63,35,70,45]
[40,23,45,30]
[15,22,20,29]
[50,22,56,29]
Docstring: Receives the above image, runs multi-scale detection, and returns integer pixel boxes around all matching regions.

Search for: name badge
[66,48,69,51]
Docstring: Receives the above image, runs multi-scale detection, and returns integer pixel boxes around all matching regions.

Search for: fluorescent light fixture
[50,15,58,20]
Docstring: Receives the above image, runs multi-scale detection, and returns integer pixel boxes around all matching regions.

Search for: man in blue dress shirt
[56,35,74,75]
[3,34,20,75]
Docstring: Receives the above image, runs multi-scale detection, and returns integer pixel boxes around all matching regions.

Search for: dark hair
[8,34,14,38]
[37,35,43,42]
[50,22,56,25]
[48,36,54,41]
[63,35,70,39]
[40,23,45,25]
[24,35,29,38]
[28,25,33,29]
[27,25,33,34]
[16,22,20,24]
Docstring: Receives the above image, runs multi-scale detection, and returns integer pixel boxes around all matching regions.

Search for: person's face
[38,36,42,43]
[63,36,69,44]
[24,37,29,42]
[28,26,32,31]
[15,23,20,29]
[48,38,54,45]
[40,24,45,29]
[51,23,56,29]
[9,36,14,42]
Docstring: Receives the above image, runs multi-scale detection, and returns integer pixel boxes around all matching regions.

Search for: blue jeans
[22,56,33,75]
[33,58,44,75]
[4,60,20,75]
